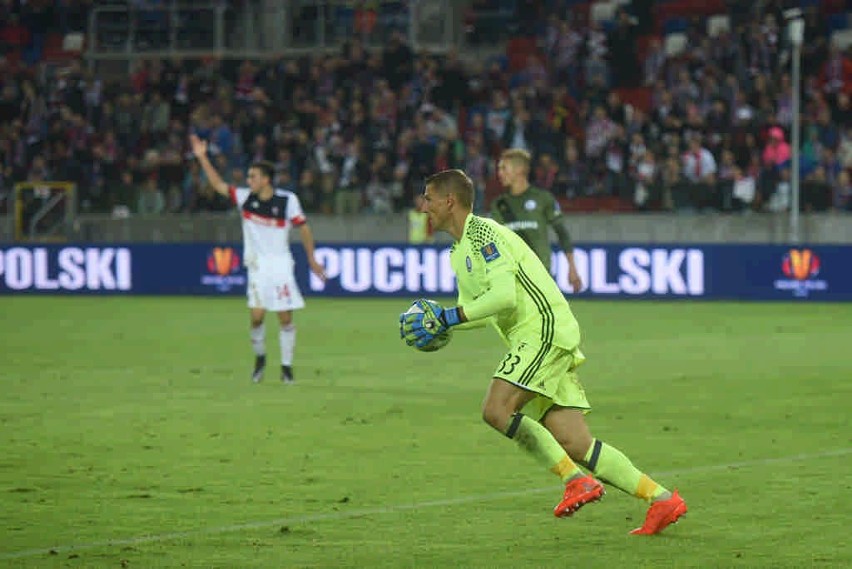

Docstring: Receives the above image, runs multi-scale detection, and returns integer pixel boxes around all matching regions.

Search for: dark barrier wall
[0,243,848,300]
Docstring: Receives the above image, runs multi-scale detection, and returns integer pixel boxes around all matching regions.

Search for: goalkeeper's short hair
[425,169,475,209]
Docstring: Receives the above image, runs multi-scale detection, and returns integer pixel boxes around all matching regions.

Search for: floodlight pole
[789,17,804,245]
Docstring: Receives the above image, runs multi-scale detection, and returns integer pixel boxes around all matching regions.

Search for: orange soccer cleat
[630,489,687,535]
[553,475,605,518]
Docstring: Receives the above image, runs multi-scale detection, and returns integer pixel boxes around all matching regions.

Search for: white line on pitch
[2,447,849,561]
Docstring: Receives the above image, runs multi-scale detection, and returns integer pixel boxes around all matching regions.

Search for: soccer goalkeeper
[400,169,687,535]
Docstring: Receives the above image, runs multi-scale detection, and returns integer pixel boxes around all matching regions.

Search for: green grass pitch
[1,297,850,568]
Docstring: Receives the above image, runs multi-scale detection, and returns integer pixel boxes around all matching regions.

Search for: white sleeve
[229,186,251,208]
[287,192,307,226]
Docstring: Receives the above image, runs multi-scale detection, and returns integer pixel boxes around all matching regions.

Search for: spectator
[732,165,758,212]
[717,149,738,210]
[633,149,657,210]
[643,38,665,87]
[533,152,558,192]
[364,151,393,214]
[762,126,791,171]
[834,169,851,211]
[659,156,687,211]
[801,165,831,212]
[839,127,852,170]
[0,0,847,220]
[764,168,792,213]
[584,105,616,165]
[112,170,137,217]
[681,135,718,210]
[604,125,628,198]
[608,8,639,88]
[553,139,586,199]
[820,42,851,100]
[137,176,165,215]
[334,138,368,215]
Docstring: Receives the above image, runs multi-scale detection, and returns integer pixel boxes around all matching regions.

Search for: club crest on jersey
[481,242,501,262]
[251,201,259,208]
[272,206,278,216]
[525,199,537,211]
[465,256,472,272]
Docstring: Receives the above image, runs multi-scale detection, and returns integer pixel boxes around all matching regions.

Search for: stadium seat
[506,37,538,72]
[569,2,592,26]
[663,17,688,34]
[707,14,730,37]
[653,0,726,29]
[615,86,653,114]
[820,0,847,16]
[590,1,617,24]
[664,32,687,57]
[828,13,848,32]
[636,34,661,61]
[559,196,635,213]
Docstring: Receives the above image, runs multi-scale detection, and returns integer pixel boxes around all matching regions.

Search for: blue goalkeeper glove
[399,298,461,348]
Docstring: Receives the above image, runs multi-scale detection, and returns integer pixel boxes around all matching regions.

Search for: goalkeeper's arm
[457,269,516,323]
[455,319,488,331]
[402,271,515,347]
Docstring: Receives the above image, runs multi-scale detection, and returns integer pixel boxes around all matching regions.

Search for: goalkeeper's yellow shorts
[492,341,590,422]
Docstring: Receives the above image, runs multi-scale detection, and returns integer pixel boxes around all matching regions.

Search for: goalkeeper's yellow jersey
[450,214,581,350]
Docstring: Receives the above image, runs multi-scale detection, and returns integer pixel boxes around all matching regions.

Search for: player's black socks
[252,355,266,383]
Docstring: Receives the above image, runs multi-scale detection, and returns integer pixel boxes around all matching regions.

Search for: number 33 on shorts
[493,342,536,382]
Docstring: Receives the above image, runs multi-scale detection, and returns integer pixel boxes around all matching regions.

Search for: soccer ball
[404,301,453,352]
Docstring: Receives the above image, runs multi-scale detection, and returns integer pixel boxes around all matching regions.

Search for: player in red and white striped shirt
[191,134,327,384]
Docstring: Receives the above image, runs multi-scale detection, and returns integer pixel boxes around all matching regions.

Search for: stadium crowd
[0,0,850,218]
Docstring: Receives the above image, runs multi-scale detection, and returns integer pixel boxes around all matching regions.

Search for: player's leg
[484,348,604,518]
[276,310,295,383]
[500,343,606,517]
[247,268,270,382]
[482,378,583,482]
[249,307,266,382]
[268,268,304,384]
[543,406,668,500]
[542,403,686,534]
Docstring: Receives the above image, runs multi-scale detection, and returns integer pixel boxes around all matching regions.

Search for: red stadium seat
[636,34,662,62]
[507,37,539,72]
[821,0,845,15]
[615,86,653,114]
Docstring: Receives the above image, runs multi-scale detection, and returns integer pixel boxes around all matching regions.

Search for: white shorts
[246,259,305,312]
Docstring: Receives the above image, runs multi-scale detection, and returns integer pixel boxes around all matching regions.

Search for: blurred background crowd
[0,0,850,219]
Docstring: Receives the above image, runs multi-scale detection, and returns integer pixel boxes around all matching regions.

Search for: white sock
[250,323,265,356]
[279,324,296,366]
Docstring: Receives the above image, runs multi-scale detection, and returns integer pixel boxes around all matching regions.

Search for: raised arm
[189,134,230,197]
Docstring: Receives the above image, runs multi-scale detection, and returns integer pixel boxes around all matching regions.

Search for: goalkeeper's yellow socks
[583,439,668,502]
[506,414,583,482]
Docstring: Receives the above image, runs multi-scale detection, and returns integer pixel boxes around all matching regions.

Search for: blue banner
[0,243,849,300]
